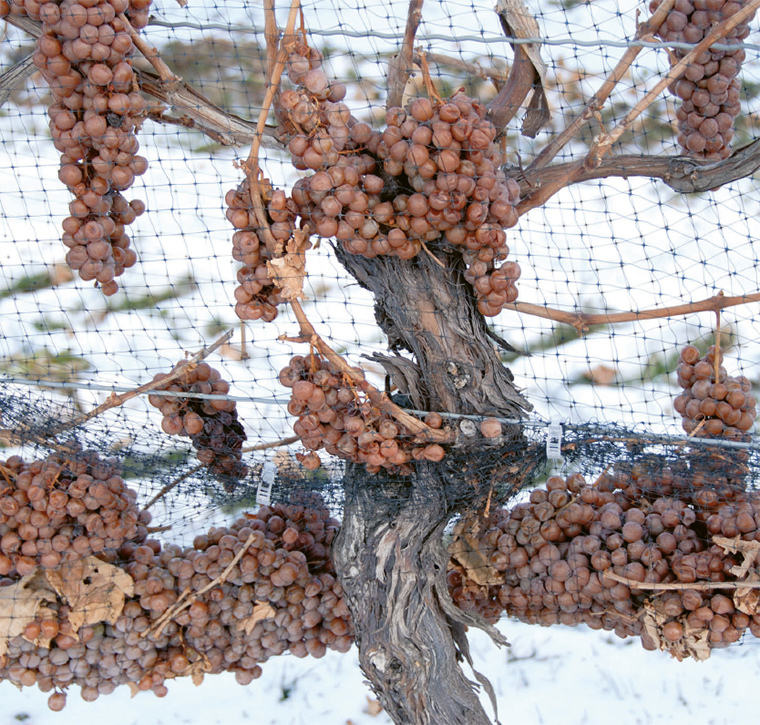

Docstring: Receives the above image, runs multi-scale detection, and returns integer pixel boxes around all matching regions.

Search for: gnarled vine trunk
[333,250,531,725]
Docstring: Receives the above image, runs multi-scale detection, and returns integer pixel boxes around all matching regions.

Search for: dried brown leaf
[735,573,760,615]
[46,556,134,633]
[0,569,57,656]
[191,672,205,686]
[127,681,140,698]
[449,520,502,587]
[366,697,384,716]
[641,604,711,662]
[266,230,311,301]
[239,602,277,635]
[713,535,760,579]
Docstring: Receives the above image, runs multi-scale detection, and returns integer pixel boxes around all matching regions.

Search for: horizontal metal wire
[2,376,758,452]
[145,18,760,54]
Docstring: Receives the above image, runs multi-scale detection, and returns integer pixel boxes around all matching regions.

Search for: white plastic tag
[546,420,564,461]
[256,458,276,506]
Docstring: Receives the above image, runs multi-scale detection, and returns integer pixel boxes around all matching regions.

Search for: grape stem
[501,291,760,334]
[117,13,178,87]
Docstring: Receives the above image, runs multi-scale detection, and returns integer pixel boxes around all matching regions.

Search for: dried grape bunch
[148,361,248,486]
[288,94,523,317]
[0,0,151,295]
[674,344,756,438]
[0,500,352,708]
[279,353,447,474]
[225,177,299,323]
[651,0,752,160]
[276,39,523,317]
[448,472,760,660]
[0,451,140,579]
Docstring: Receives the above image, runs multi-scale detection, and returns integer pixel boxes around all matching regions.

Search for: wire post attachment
[256,456,276,506]
[546,419,564,462]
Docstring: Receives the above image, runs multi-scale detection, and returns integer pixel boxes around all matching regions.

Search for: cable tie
[546,419,564,461]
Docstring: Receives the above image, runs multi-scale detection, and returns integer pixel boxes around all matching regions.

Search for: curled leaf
[266,230,311,301]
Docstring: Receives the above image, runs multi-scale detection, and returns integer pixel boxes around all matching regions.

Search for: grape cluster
[0,488,353,708]
[448,470,760,659]
[148,361,248,485]
[0,452,141,580]
[0,0,150,295]
[225,178,299,323]
[674,344,756,438]
[279,353,446,474]
[276,42,523,317]
[651,0,753,160]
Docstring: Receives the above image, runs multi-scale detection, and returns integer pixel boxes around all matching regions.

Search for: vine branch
[0,53,35,109]
[2,14,283,149]
[506,140,760,195]
[502,292,760,333]
[604,571,760,591]
[243,0,301,257]
[386,0,424,109]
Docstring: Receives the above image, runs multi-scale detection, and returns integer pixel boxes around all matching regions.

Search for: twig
[528,0,676,172]
[288,300,451,443]
[587,0,760,165]
[714,300,723,381]
[0,53,36,110]
[243,0,301,256]
[142,462,205,510]
[143,531,258,638]
[418,51,443,105]
[412,51,507,85]
[386,0,424,109]
[142,434,301,510]
[419,239,446,268]
[241,434,301,452]
[501,292,760,333]
[0,428,81,455]
[55,330,233,434]
[117,13,178,85]
[604,571,760,591]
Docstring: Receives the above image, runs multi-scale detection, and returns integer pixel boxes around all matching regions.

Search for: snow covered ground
[2,621,760,725]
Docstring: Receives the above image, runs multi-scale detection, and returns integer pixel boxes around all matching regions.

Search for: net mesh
[2,0,760,708]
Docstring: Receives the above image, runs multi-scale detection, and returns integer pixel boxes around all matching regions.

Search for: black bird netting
[2,0,760,718]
